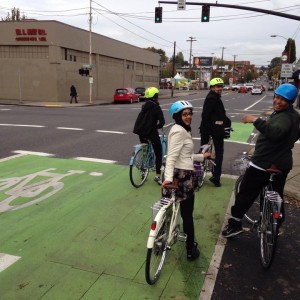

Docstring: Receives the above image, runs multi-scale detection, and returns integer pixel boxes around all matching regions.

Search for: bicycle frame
[146,195,181,249]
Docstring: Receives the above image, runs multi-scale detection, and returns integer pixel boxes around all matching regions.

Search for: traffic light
[201,5,210,22]
[155,7,162,23]
[79,68,90,76]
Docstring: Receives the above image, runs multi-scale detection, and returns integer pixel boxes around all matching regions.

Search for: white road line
[12,150,54,157]
[56,127,84,130]
[244,95,267,110]
[74,157,117,164]
[0,109,11,111]
[95,130,126,135]
[0,253,21,272]
[0,124,44,128]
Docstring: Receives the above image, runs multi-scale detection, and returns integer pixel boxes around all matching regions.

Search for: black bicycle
[234,160,283,268]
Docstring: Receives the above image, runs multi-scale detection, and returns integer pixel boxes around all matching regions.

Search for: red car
[113,88,140,104]
[238,86,248,93]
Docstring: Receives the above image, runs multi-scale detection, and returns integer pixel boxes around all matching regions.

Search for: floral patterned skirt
[172,168,194,201]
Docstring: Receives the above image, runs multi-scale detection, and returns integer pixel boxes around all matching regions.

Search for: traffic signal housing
[201,5,210,22]
[79,68,90,76]
[155,7,162,23]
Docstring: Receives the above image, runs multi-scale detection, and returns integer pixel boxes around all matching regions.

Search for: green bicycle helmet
[209,77,224,87]
[145,87,159,99]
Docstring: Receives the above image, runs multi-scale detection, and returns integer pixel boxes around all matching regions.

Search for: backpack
[133,107,153,136]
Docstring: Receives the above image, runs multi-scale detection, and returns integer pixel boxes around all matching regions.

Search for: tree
[1,7,26,21]
[145,47,168,63]
[284,38,296,63]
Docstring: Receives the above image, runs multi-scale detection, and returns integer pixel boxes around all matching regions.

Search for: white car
[251,86,262,95]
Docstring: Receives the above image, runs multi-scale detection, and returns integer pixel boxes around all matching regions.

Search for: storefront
[0,20,160,103]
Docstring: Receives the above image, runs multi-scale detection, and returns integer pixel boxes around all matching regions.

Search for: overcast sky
[1,0,299,66]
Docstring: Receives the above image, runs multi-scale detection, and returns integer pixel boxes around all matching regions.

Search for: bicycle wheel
[235,175,260,225]
[129,149,149,188]
[145,213,170,285]
[259,197,278,269]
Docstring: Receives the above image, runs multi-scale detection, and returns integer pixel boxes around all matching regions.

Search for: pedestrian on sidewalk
[162,100,211,261]
[70,85,78,103]
[133,87,165,185]
[199,77,231,187]
[222,83,300,238]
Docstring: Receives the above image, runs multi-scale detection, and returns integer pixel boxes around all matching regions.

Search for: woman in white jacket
[162,100,210,261]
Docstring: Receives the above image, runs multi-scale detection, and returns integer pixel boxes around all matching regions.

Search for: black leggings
[231,166,288,222]
[139,133,162,175]
[180,194,195,250]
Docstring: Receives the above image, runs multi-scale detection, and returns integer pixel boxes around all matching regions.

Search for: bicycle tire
[259,197,278,269]
[235,175,260,225]
[129,148,149,188]
[145,213,170,285]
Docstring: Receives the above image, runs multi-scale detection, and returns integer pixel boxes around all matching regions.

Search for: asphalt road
[0,90,273,172]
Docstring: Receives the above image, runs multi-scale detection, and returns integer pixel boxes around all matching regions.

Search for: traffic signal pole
[158,1,300,21]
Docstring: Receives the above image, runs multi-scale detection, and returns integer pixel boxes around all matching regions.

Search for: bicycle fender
[146,209,166,248]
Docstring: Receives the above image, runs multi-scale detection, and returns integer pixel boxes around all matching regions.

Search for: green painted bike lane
[0,123,253,299]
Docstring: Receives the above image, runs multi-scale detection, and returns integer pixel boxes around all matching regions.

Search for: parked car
[135,87,146,101]
[113,88,140,104]
[251,86,263,95]
[238,86,248,93]
[223,85,230,90]
[245,83,254,91]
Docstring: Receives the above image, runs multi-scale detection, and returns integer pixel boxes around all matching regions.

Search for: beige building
[0,20,160,103]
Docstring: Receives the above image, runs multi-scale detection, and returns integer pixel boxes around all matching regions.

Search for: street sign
[281,64,293,78]
[177,0,186,10]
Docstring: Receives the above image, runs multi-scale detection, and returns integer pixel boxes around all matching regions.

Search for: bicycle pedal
[177,233,187,242]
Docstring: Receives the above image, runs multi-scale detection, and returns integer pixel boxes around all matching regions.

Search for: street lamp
[270,34,291,63]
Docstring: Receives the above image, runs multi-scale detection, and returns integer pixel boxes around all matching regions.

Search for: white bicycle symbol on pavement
[0,168,85,212]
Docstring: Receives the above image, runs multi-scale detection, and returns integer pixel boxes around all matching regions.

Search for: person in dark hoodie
[133,87,165,184]
[222,83,300,238]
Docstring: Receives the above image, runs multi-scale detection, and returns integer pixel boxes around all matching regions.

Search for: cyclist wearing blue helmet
[163,100,211,260]
[223,83,300,238]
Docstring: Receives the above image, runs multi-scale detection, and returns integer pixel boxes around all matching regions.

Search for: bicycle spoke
[130,149,149,188]
[145,217,169,285]
[259,199,277,268]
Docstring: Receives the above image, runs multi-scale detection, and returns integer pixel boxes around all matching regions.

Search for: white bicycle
[145,183,186,285]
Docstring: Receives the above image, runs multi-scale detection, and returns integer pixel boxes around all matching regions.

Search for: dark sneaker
[154,176,162,185]
[222,222,243,238]
[187,242,200,261]
[209,177,221,187]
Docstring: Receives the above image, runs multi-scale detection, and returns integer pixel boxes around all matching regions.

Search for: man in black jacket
[199,77,230,187]
[222,83,300,237]
[133,87,165,185]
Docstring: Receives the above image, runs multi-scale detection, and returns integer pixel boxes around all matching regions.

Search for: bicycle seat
[163,182,179,190]
[266,164,282,175]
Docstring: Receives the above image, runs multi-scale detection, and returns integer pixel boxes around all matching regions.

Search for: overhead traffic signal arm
[201,5,210,22]
[155,7,163,23]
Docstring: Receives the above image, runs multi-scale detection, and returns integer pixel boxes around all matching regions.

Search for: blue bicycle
[129,123,173,188]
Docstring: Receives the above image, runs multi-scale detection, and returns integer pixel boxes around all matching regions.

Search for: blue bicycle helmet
[275,83,298,102]
[169,100,193,118]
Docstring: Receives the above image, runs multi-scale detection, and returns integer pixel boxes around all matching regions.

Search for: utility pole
[89,0,93,103]
[171,41,176,98]
[233,54,238,83]
[187,37,197,80]
[220,46,226,78]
